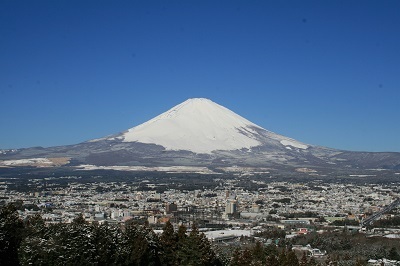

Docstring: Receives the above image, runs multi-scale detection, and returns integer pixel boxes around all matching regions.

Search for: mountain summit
[105,98,308,153]
[119,98,262,153]
[1,98,400,172]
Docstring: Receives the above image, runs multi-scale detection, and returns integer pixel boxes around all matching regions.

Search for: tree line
[0,203,307,266]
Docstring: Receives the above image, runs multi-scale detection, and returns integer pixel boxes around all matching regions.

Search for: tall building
[166,202,177,214]
[225,199,237,215]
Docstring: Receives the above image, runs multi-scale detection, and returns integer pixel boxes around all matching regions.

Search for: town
[1,172,400,265]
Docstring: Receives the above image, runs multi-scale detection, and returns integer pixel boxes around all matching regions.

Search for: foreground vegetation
[2,202,400,265]
[1,203,305,266]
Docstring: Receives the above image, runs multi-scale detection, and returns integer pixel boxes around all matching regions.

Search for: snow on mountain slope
[280,139,308,149]
[120,98,265,153]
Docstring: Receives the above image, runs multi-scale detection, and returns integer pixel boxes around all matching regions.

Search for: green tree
[285,250,299,266]
[388,247,400,261]
[176,223,219,266]
[0,203,24,265]
[251,241,266,264]
[355,257,366,266]
[266,254,279,266]
[159,221,178,265]
[122,223,161,266]
[325,254,338,266]
[175,224,188,265]
[265,243,279,257]
[230,248,252,266]
[91,223,122,265]
[299,252,308,266]
[18,214,52,265]
[308,256,318,266]
[61,216,97,265]
[278,249,287,265]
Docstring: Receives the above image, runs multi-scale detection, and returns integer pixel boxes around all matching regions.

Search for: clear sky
[1,0,399,152]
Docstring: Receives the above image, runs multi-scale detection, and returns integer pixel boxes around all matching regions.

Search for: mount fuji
[1,98,400,174]
[97,98,308,154]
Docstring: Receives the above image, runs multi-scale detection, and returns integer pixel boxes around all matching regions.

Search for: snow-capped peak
[120,98,265,153]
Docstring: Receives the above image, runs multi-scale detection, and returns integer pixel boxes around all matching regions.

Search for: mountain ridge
[1,98,400,173]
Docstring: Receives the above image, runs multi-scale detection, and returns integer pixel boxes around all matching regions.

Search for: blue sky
[1,0,400,152]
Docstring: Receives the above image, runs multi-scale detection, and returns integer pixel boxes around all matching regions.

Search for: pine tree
[230,248,252,266]
[159,221,178,265]
[308,256,318,266]
[62,217,97,265]
[174,223,220,266]
[266,254,279,266]
[299,252,308,266]
[18,214,48,265]
[230,248,241,266]
[251,241,266,264]
[265,243,279,258]
[285,250,299,266]
[91,223,121,265]
[122,223,161,266]
[278,249,287,265]
[0,203,24,266]
[325,254,338,266]
[24,213,46,236]
[388,247,400,261]
[175,224,188,265]
[355,257,366,266]
[198,232,219,265]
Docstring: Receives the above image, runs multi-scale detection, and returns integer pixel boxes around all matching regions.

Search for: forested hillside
[1,203,303,266]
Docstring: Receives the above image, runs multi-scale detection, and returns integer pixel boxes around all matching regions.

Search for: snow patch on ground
[0,157,70,167]
[205,230,252,241]
[76,164,218,174]
[385,234,400,239]
[1,158,53,166]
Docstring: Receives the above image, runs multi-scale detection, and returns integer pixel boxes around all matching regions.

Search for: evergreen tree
[61,216,97,265]
[355,257,366,266]
[159,221,178,265]
[176,223,219,266]
[299,252,308,266]
[20,216,99,265]
[122,223,161,266]
[213,246,229,266]
[278,249,287,265]
[251,241,266,264]
[18,214,51,265]
[71,213,87,225]
[197,232,219,265]
[23,213,46,236]
[285,250,299,266]
[266,254,279,266]
[0,203,24,266]
[308,256,318,266]
[91,223,122,265]
[265,243,279,258]
[175,224,188,265]
[388,247,400,261]
[230,248,252,266]
[325,254,338,266]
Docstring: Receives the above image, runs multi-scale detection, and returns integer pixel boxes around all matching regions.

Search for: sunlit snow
[121,98,264,153]
[280,139,308,149]
[0,158,52,166]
